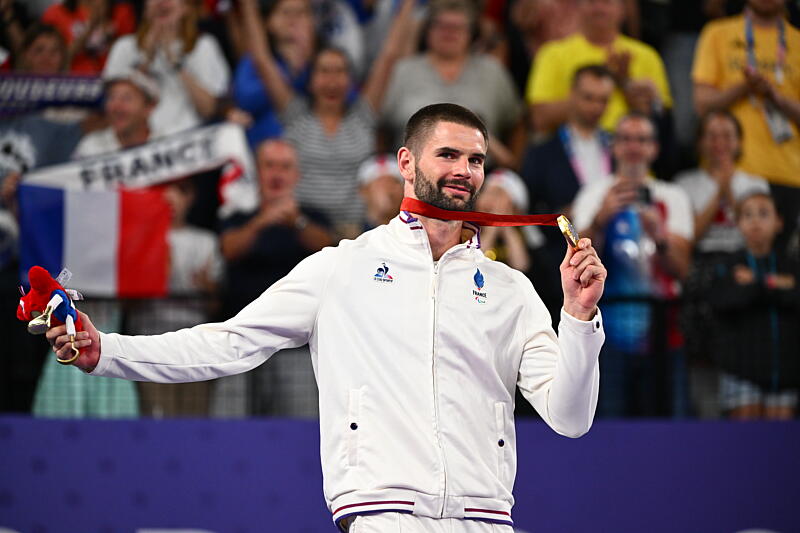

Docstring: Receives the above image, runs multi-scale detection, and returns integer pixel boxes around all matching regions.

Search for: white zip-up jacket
[92,213,604,528]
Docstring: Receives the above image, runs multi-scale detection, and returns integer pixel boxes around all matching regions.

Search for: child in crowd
[710,192,799,420]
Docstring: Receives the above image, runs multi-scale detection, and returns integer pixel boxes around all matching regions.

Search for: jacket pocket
[495,402,508,483]
[347,388,362,467]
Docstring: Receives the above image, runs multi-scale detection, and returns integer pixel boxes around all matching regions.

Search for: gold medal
[557,215,580,249]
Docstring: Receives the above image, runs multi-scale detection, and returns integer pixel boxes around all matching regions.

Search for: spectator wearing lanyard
[521,65,614,296]
[693,0,800,253]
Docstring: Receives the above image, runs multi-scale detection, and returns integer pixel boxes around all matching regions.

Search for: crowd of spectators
[1,0,798,421]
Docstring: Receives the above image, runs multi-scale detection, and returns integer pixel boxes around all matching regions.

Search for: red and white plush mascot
[17,266,84,364]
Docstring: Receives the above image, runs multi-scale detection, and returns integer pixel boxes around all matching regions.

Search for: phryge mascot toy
[17,266,84,364]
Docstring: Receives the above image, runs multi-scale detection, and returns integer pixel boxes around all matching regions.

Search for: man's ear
[397,147,416,185]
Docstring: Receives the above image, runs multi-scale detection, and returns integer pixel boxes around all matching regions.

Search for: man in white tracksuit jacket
[49,104,607,533]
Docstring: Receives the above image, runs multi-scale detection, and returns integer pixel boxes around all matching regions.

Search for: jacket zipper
[431,259,449,516]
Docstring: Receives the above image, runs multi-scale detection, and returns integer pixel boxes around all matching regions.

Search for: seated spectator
[232,0,316,147]
[572,113,693,417]
[357,154,404,231]
[381,0,523,169]
[128,179,224,417]
[73,70,161,158]
[239,0,414,237]
[41,0,136,74]
[693,0,800,253]
[709,191,799,420]
[104,0,231,135]
[526,0,672,152]
[521,64,614,256]
[214,138,331,417]
[220,138,333,316]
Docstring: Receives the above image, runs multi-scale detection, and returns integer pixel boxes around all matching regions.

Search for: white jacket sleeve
[90,247,336,383]
[516,274,604,438]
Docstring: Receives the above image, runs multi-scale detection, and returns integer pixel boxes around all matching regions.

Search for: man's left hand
[560,238,606,321]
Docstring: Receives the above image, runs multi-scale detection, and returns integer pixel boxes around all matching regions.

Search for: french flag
[19,184,171,297]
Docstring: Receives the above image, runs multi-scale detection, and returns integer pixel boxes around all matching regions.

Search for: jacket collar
[389,211,482,253]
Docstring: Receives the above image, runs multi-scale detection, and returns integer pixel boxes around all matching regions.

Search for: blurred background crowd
[1,0,798,421]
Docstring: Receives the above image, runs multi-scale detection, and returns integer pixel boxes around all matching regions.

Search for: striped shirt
[281,96,376,228]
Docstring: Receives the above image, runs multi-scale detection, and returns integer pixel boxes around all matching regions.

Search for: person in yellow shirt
[526,0,672,135]
[693,0,800,251]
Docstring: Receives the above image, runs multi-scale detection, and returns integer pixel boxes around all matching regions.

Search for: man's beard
[413,165,478,212]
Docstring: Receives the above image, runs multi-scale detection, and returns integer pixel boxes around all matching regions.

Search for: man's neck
[581,25,618,47]
[116,125,150,149]
[416,215,463,261]
[746,6,782,27]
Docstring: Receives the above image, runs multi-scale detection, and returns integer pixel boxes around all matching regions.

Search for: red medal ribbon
[400,197,560,227]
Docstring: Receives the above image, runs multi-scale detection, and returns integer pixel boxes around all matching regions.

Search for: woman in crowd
[675,111,770,416]
[232,0,317,147]
[676,111,769,256]
[239,0,414,238]
[381,0,523,169]
[104,0,230,135]
[41,0,135,74]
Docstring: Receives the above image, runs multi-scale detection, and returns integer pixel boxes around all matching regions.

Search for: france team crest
[472,268,487,304]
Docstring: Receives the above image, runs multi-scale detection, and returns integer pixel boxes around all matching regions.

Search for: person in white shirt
[73,69,161,158]
[675,111,770,255]
[47,103,607,533]
[103,0,230,135]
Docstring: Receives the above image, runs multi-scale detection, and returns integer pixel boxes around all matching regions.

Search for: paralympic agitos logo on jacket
[473,269,487,304]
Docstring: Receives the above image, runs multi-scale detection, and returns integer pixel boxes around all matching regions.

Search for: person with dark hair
[239,0,414,237]
[381,0,523,169]
[709,191,799,419]
[47,102,607,532]
[41,0,135,74]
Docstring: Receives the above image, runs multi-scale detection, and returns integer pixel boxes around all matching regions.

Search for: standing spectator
[0,0,30,70]
[357,154,405,231]
[104,0,231,135]
[710,192,799,419]
[41,0,136,74]
[73,70,162,157]
[30,70,161,418]
[232,0,316,147]
[381,0,523,169]
[215,138,332,417]
[675,110,769,417]
[693,0,800,254]
[526,0,673,165]
[504,0,581,95]
[521,65,614,230]
[128,179,224,417]
[676,111,770,256]
[572,113,693,417]
[239,0,414,237]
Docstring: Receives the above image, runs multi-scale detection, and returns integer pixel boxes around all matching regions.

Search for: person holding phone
[571,112,693,417]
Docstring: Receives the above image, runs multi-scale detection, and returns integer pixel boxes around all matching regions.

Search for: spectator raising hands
[104,0,230,135]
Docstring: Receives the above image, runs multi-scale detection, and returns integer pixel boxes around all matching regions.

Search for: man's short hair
[403,103,488,157]
[571,64,615,88]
